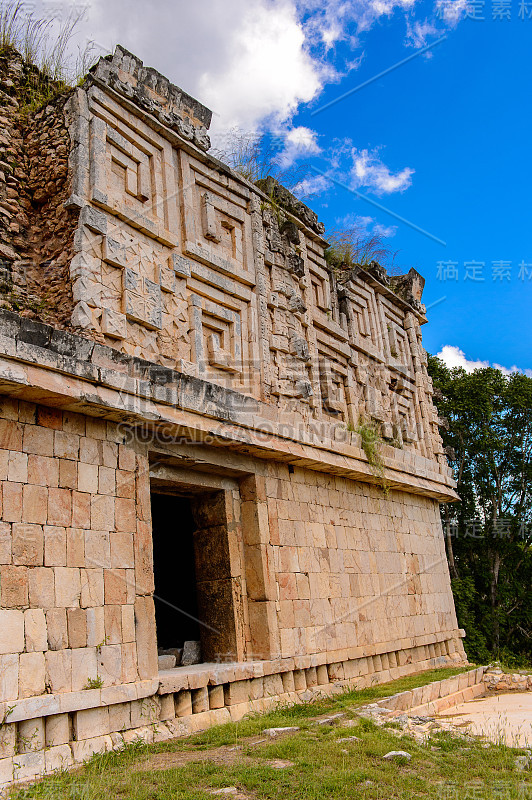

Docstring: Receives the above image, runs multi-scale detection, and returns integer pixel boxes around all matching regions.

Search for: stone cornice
[0,310,458,501]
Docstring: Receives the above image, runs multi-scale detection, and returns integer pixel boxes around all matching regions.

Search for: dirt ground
[440,692,532,747]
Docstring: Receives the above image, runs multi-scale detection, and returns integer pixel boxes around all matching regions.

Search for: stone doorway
[150,486,245,667]
[151,493,201,656]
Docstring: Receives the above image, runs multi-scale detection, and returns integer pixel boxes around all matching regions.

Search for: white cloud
[197,3,325,133]
[437,345,490,372]
[300,0,414,41]
[369,0,416,13]
[30,0,470,139]
[405,19,439,47]
[350,148,414,195]
[336,213,397,238]
[293,173,332,198]
[80,0,327,134]
[437,346,532,377]
[373,222,398,238]
[493,364,532,378]
[345,51,366,71]
[320,21,344,49]
[277,126,321,168]
[358,0,417,30]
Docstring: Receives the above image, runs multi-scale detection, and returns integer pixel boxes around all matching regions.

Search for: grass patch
[324,223,401,274]
[10,666,517,800]
[0,1,102,112]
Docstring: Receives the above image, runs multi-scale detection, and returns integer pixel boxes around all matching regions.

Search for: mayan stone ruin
[0,45,466,788]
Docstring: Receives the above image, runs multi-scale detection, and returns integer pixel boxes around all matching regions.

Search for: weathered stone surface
[0,609,24,653]
[24,609,47,652]
[263,727,300,737]
[19,652,46,697]
[175,690,193,717]
[75,707,110,741]
[134,596,158,680]
[44,744,73,773]
[45,714,71,747]
[17,718,45,753]
[181,641,201,667]
[158,654,176,671]
[0,653,18,701]
[0,565,28,607]
[28,567,54,608]
[383,751,412,761]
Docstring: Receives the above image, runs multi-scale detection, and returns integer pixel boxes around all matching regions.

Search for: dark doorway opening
[151,493,200,650]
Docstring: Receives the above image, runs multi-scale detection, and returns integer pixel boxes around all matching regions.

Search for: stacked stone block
[264,465,458,661]
[0,398,156,707]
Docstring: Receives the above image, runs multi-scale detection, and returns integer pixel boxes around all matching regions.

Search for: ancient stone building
[0,45,465,788]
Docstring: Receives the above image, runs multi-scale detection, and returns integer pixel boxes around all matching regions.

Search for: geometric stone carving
[67,44,442,461]
[92,45,212,151]
[101,308,127,339]
[172,254,191,278]
[206,334,235,372]
[201,193,221,243]
[123,268,162,330]
[289,332,310,361]
[80,205,107,235]
[401,421,417,443]
[262,208,316,407]
[105,124,151,204]
[365,385,386,423]
[188,294,241,376]
[310,268,330,312]
[102,235,126,268]
[71,301,93,330]
[157,264,175,294]
[87,101,177,248]
[72,276,101,308]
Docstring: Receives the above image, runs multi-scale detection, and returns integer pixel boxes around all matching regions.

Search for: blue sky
[36,0,531,373]
[286,2,531,374]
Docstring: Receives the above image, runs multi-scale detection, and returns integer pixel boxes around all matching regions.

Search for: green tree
[428,356,532,665]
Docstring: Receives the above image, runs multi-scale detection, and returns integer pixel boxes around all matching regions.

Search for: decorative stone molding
[88,45,212,152]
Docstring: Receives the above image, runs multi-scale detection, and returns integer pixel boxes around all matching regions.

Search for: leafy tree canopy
[428,356,532,666]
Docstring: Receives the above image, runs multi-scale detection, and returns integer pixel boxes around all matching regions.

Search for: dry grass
[0,0,102,109]
[324,223,400,272]
[210,129,308,191]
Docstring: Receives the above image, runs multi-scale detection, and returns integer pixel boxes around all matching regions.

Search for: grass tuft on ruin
[0,0,101,112]
[324,224,404,278]
[352,417,389,495]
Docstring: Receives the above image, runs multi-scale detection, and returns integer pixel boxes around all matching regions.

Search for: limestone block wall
[264,467,459,659]
[0,398,158,705]
[0,313,467,790]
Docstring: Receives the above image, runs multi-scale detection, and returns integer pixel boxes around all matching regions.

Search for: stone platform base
[364,666,486,718]
[0,638,466,794]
